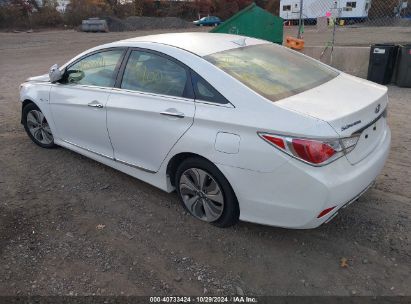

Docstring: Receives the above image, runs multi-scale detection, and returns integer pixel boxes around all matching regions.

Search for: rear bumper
[217,126,391,229]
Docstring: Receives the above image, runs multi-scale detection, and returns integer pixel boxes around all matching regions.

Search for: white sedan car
[20,33,391,229]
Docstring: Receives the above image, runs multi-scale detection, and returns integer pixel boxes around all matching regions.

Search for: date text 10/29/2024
[149,296,258,303]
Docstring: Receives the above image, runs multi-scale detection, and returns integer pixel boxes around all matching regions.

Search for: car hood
[26,74,50,82]
[275,73,388,137]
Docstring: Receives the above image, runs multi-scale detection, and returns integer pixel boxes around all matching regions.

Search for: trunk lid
[276,73,388,165]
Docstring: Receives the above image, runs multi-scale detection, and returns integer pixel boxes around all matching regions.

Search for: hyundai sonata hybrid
[19,33,391,228]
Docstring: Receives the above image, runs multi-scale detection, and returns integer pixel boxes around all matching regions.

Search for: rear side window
[205,44,339,102]
[121,50,188,98]
[64,49,124,87]
[191,72,229,104]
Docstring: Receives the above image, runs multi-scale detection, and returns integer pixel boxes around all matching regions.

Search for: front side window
[121,50,188,97]
[205,44,339,102]
[64,49,124,87]
[283,5,291,11]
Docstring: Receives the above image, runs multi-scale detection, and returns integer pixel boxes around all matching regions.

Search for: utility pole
[297,0,303,39]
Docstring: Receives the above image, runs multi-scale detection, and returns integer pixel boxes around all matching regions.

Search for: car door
[106,49,195,173]
[49,48,125,158]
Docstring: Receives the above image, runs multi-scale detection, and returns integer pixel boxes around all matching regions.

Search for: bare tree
[133,0,143,16]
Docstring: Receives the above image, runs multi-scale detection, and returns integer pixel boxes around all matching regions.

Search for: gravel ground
[0,30,410,296]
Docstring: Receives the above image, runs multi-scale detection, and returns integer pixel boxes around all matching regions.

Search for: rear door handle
[88,100,104,108]
[160,109,185,119]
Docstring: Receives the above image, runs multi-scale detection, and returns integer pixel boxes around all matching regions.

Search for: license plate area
[345,117,385,165]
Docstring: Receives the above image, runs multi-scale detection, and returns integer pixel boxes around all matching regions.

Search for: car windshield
[205,44,339,102]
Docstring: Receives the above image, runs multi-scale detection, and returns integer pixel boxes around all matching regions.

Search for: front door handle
[160,109,185,119]
[88,100,104,108]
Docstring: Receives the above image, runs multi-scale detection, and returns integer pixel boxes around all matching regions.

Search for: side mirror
[49,64,62,83]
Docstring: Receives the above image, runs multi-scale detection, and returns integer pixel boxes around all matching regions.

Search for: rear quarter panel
[149,43,341,173]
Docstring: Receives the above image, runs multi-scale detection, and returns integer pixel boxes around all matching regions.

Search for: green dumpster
[210,3,283,44]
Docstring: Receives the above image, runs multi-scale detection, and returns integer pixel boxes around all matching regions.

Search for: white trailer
[280,0,372,21]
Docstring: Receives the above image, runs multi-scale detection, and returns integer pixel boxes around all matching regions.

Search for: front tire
[175,157,239,228]
[23,103,56,149]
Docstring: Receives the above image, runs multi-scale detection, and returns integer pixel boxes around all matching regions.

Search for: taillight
[261,134,286,149]
[259,133,359,166]
[292,139,336,164]
[340,135,360,153]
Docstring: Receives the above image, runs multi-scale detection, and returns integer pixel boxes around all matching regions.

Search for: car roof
[115,32,268,57]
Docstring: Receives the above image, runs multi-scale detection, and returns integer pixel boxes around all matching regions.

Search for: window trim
[115,47,195,100]
[60,47,127,89]
[189,70,231,106]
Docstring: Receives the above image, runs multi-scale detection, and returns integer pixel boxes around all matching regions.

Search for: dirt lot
[0,30,410,297]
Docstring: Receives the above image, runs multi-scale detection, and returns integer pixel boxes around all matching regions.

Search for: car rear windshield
[205,44,339,102]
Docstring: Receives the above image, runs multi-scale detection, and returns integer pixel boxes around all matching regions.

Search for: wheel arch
[166,152,239,205]
[166,152,211,187]
[21,99,37,124]
[168,152,241,227]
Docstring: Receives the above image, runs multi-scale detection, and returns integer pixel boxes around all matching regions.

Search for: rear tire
[23,103,56,149]
[175,157,239,228]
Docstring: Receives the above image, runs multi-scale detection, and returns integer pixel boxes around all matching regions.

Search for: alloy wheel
[179,168,224,222]
[26,110,53,145]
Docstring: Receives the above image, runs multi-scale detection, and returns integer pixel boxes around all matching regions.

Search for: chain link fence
[280,0,411,47]
[280,0,410,26]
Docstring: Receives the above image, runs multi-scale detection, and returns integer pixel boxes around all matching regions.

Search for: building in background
[56,0,70,13]
[279,0,372,22]
[31,0,69,12]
